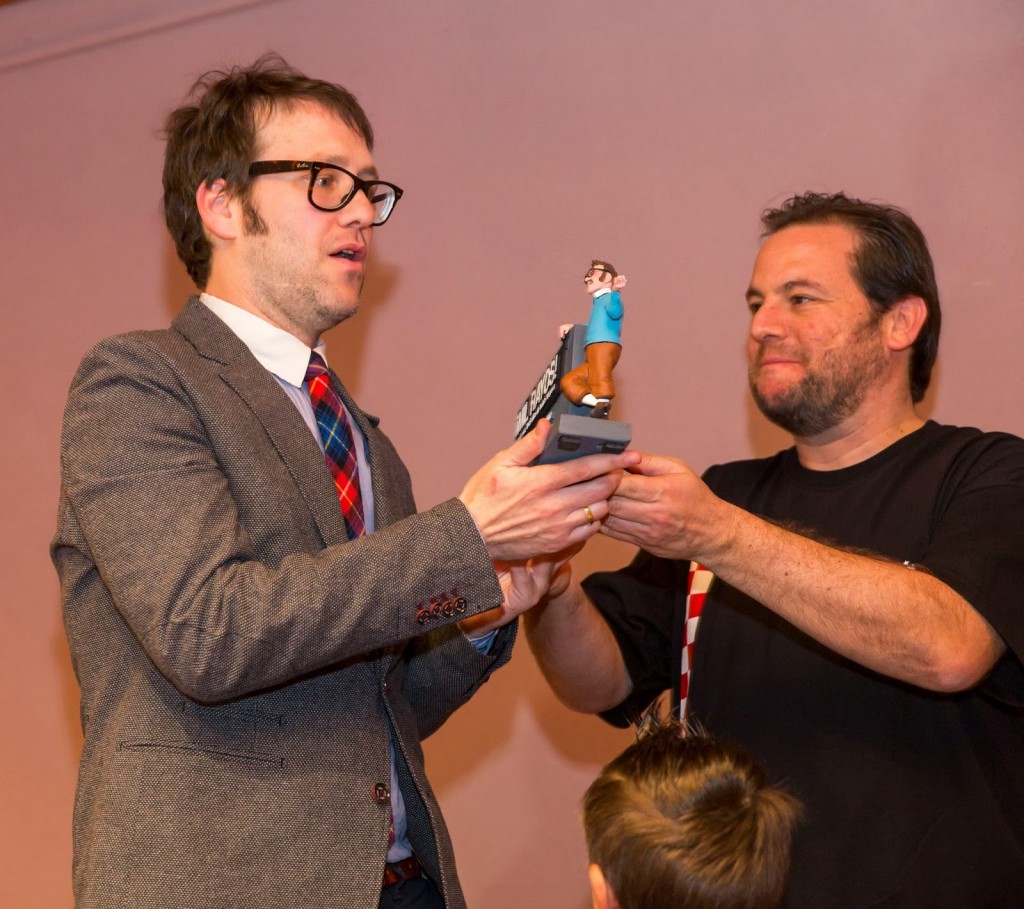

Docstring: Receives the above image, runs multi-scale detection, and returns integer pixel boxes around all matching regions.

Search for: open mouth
[331,246,364,262]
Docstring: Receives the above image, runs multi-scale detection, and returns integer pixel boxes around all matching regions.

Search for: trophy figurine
[514,260,631,464]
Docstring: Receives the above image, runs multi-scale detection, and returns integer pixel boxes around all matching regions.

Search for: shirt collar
[591,286,612,299]
[200,293,327,387]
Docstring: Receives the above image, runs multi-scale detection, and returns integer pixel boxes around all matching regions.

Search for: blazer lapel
[171,297,350,547]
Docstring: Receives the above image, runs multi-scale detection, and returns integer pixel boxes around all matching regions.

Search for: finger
[607,489,666,523]
[599,514,651,548]
[606,474,647,503]
[602,507,649,533]
[576,499,609,529]
[599,525,643,549]
[563,518,605,549]
[612,473,664,504]
[508,560,537,587]
[625,451,689,478]
[498,418,553,467]
[554,471,631,512]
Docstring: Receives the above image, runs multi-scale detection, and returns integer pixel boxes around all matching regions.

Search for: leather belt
[382,854,425,889]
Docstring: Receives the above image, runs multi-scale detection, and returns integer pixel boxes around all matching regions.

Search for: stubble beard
[749,316,887,438]
[243,198,364,340]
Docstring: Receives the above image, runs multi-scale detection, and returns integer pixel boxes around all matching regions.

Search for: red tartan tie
[679,562,713,719]
[305,353,365,540]
[306,356,394,846]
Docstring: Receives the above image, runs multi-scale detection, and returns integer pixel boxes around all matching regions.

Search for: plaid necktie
[305,352,365,540]
[306,355,392,848]
[679,562,713,719]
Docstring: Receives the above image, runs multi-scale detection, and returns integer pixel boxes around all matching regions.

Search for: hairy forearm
[702,503,1005,691]
[523,575,632,713]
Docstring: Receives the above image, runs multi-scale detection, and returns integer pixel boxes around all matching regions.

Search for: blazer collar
[172,297,358,546]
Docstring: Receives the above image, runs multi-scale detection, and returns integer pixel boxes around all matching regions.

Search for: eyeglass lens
[311,166,397,224]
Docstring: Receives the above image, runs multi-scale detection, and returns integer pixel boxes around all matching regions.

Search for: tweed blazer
[52,297,511,909]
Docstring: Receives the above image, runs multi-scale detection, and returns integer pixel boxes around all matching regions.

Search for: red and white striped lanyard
[679,561,714,718]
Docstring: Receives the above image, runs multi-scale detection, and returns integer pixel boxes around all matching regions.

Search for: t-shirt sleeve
[581,550,684,727]
[922,432,1024,705]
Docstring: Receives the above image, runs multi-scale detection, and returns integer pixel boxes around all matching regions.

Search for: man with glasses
[52,56,635,909]
[560,260,626,418]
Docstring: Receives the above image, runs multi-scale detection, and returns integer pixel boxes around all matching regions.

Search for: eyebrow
[746,278,831,302]
[318,155,380,180]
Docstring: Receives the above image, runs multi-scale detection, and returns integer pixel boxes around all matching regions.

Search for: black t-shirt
[585,422,1024,908]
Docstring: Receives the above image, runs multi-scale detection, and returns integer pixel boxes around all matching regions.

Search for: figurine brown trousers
[560,342,621,404]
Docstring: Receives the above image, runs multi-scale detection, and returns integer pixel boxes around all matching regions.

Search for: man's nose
[750,300,784,341]
[339,188,376,227]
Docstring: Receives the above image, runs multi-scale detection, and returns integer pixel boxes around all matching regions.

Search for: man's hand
[605,453,1007,693]
[460,550,578,636]
[601,452,734,561]
[459,420,640,561]
[611,275,627,291]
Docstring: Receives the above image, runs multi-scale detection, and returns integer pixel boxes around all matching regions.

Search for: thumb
[501,418,551,467]
[629,451,688,477]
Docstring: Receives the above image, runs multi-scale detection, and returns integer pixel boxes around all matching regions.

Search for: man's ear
[884,295,927,352]
[589,863,618,909]
[195,178,242,241]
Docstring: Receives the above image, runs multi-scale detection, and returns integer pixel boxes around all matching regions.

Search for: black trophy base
[536,412,632,465]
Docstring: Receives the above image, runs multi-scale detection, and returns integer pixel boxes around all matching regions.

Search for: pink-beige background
[2,1,1022,906]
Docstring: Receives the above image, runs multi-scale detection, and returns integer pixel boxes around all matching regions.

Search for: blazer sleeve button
[373,782,391,804]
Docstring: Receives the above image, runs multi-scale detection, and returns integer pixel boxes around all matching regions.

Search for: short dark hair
[163,53,374,289]
[583,718,801,909]
[590,259,619,279]
[760,191,941,403]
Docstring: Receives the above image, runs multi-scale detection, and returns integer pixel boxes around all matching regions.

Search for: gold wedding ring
[582,505,596,526]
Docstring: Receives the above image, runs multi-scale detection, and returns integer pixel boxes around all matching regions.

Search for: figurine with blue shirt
[560,260,626,418]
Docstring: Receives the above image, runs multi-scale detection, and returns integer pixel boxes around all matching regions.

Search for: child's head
[583,718,801,909]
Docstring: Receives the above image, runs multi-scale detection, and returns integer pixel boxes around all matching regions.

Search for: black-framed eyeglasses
[248,160,404,226]
[584,267,610,279]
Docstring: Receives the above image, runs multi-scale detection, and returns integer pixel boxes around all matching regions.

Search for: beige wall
[2,1,1022,906]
